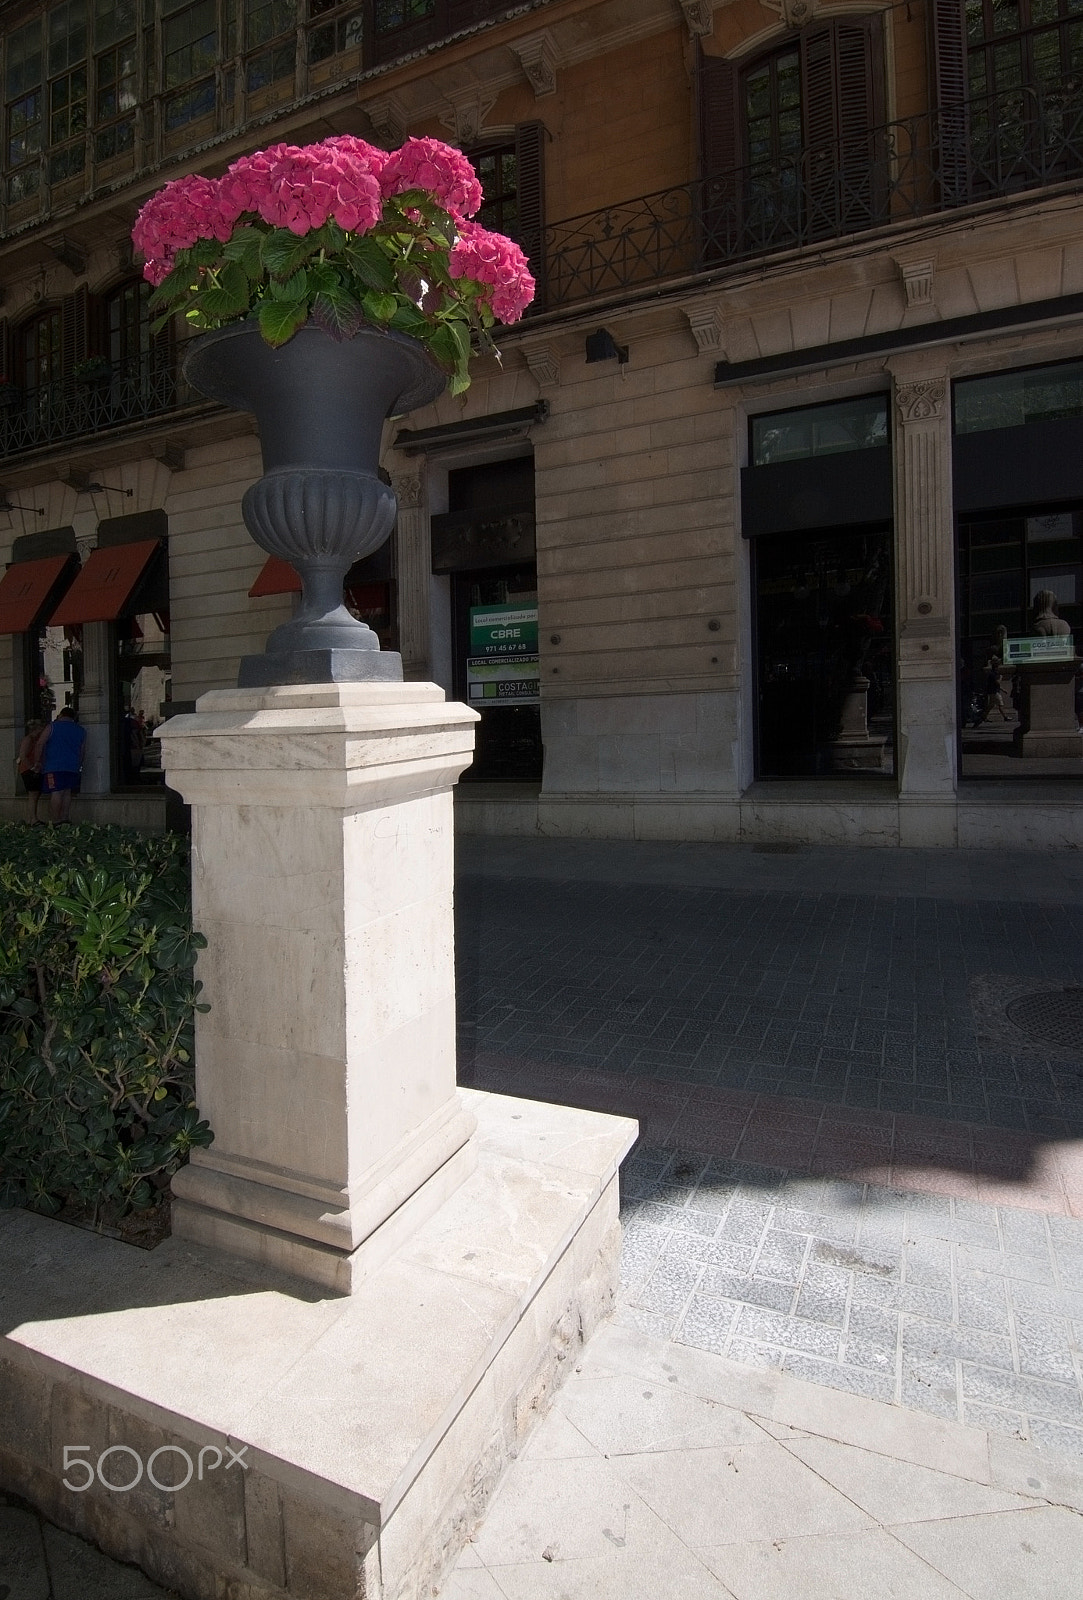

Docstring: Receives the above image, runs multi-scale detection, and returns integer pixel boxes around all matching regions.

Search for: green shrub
[0,823,212,1221]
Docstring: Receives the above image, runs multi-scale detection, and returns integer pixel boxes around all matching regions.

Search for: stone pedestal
[158,681,481,1293]
[1013,660,1083,758]
[828,674,887,771]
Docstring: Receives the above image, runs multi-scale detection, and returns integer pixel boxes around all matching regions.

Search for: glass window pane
[955,361,1083,432]
[752,396,889,465]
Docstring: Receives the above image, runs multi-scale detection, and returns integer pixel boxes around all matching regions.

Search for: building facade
[2,0,1083,843]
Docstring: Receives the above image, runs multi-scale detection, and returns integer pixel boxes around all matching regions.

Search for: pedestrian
[38,706,86,824]
[15,718,45,823]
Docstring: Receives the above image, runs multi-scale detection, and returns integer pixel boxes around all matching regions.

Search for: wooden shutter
[61,283,89,380]
[801,17,883,239]
[697,48,739,180]
[697,48,740,264]
[514,121,546,311]
[0,318,10,384]
[932,0,970,205]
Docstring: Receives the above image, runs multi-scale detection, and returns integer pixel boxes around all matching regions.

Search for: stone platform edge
[0,1090,637,1600]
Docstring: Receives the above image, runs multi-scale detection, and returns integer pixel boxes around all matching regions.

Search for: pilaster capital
[391,470,424,510]
[894,378,946,424]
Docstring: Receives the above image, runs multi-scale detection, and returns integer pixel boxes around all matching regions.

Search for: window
[94,0,137,159]
[473,143,518,237]
[306,0,362,63]
[966,0,1083,103]
[22,309,63,393]
[6,19,43,201]
[751,395,889,465]
[244,0,295,90]
[47,0,87,180]
[373,0,434,37]
[162,0,217,128]
[954,360,1083,433]
[699,17,886,253]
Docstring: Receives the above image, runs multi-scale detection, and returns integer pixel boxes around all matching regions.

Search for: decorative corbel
[895,257,935,311]
[437,93,498,147]
[760,0,819,27]
[364,94,407,149]
[49,235,87,276]
[684,300,725,357]
[678,0,714,37]
[153,444,187,473]
[514,31,561,98]
[524,344,561,391]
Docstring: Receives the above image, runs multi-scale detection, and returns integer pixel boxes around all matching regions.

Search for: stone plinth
[1012,661,1083,759]
[158,681,480,1293]
[0,1090,637,1600]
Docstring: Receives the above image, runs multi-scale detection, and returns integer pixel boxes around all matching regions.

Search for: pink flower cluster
[448,221,535,323]
[379,137,483,222]
[133,135,394,283]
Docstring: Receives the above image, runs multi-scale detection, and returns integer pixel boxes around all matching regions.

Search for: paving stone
[700,1271,794,1313]
[1025,1414,1083,1461]
[1013,1311,1079,1385]
[780,1351,897,1404]
[753,1229,809,1283]
[900,1318,1015,1372]
[734,1305,843,1359]
[960,1365,1083,1425]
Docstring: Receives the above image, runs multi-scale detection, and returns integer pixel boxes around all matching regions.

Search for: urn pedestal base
[238,647,404,687]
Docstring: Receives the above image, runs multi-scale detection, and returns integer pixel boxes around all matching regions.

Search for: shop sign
[467,604,539,705]
[1003,636,1076,664]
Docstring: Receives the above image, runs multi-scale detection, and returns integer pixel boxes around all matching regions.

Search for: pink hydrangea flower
[133,172,234,283]
[380,137,483,221]
[448,221,535,322]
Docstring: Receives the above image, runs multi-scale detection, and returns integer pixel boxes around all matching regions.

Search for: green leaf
[222,225,265,280]
[268,268,308,303]
[196,260,252,318]
[261,228,319,279]
[344,236,397,292]
[311,287,365,341]
[362,291,400,326]
[388,301,430,338]
[257,296,308,347]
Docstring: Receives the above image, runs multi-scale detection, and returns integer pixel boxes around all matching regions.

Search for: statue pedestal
[159,681,482,1293]
[829,673,887,772]
[1012,660,1083,759]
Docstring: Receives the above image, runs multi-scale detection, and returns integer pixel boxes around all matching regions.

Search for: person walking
[37,707,86,824]
[15,718,44,823]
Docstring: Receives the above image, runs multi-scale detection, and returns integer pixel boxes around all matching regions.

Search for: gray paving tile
[734,1305,843,1358]
[960,1365,1083,1425]
[900,1317,1015,1372]
[900,1355,961,1421]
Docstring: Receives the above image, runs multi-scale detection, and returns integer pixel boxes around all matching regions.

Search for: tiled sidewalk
[454,837,1083,1457]
[440,1319,1083,1600]
[619,1145,1083,1459]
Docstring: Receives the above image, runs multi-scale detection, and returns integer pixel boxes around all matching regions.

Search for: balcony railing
[0,341,202,459]
[537,79,1083,310]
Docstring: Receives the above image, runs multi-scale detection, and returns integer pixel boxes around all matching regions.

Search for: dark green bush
[0,823,212,1221]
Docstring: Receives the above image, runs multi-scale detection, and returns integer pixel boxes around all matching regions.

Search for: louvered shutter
[932,0,970,206]
[61,284,89,384]
[801,18,883,240]
[697,48,740,263]
[515,121,546,312]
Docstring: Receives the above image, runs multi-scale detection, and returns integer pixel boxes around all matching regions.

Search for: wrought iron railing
[0,340,203,459]
[537,79,1083,310]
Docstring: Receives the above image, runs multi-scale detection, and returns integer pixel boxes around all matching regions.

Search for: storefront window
[954,360,1083,434]
[957,506,1083,777]
[26,622,80,722]
[754,527,895,778]
[751,395,889,465]
[114,609,170,784]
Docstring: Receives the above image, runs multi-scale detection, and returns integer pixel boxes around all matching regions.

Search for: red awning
[49,539,161,626]
[0,554,78,634]
[249,556,301,598]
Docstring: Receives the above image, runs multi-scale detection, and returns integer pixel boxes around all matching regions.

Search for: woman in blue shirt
[39,708,86,824]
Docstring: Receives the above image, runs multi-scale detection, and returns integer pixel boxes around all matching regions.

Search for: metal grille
[1005,987,1083,1051]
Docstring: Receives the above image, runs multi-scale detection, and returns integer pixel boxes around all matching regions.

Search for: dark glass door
[754,525,895,777]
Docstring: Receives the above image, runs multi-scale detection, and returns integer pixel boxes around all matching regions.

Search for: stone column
[392,467,432,681]
[76,620,111,795]
[890,371,957,843]
[159,680,479,1292]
